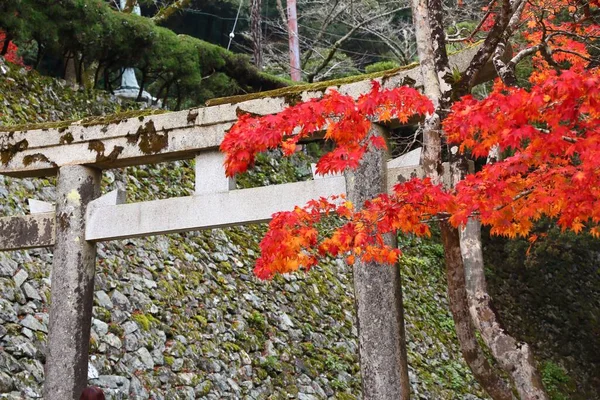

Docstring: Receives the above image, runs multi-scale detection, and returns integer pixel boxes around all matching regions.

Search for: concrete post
[194,151,235,195]
[44,165,100,400]
[344,124,411,400]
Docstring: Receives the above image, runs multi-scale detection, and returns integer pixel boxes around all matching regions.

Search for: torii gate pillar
[44,165,101,400]
[345,125,410,399]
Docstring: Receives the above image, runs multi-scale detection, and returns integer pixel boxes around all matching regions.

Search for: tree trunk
[411,0,444,183]
[411,2,516,398]
[441,222,516,400]
[250,0,263,69]
[460,219,549,400]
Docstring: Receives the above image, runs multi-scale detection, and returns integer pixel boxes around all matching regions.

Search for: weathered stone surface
[344,124,410,399]
[85,177,346,242]
[44,165,100,400]
[0,371,13,392]
[13,269,28,287]
[136,347,154,370]
[95,291,113,309]
[0,257,17,277]
[0,214,55,251]
[0,45,483,179]
[20,315,47,333]
[22,283,41,301]
[0,299,17,323]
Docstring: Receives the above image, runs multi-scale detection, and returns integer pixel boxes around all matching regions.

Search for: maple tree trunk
[440,221,516,400]
[460,219,549,400]
[411,0,444,183]
[345,125,410,400]
[411,3,514,398]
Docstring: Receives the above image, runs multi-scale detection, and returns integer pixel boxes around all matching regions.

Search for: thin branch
[306,6,410,82]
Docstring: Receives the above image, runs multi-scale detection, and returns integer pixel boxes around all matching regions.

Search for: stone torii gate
[0,46,478,399]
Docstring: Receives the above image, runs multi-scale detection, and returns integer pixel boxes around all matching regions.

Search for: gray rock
[20,315,47,333]
[103,333,122,349]
[136,347,154,370]
[178,372,196,386]
[129,375,149,399]
[240,350,252,366]
[21,327,34,339]
[95,291,113,309]
[0,371,14,392]
[143,279,157,289]
[0,278,16,301]
[0,350,22,373]
[22,283,42,301]
[123,333,140,352]
[111,309,129,324]
[92,318,109,336]
[111,290,131,311]
[0,258,17,277]
[92,375,130,391]
[0,299,18,323]
[278,312,294,330]
[298,393,319,400]
[5,336,38,358]
[21,359,44,383]
[88,363,100,380]
[13,269,28,287]
[123,320,138,335]
[13,371,42,398]
[171,358,184,372]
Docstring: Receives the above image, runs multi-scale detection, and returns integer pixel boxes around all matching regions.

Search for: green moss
[541,361,573,400]
[0,108,166,133]
[222,342,241,352]
[132,312,158,331]
[205,62,419,107]
[164,356,175,366]
[247,310,266,330]
[193,315,208,328]
[196,381,212,396]
[108,323,124,337]
[255,367,268,380]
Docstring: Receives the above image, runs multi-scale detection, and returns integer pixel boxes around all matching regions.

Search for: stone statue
[114,0,156,104]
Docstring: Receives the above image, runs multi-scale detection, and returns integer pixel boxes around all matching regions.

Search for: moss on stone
[132,312,158,331]
[205,63,419,107]
[0,109,167,133]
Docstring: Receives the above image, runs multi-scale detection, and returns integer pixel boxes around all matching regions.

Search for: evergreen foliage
[0,0,288,108]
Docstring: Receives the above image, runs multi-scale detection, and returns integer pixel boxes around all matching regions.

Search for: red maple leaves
[0,31,25,67]
[220,82,433,178]
[221,0,600,279]
[222,66,600,280]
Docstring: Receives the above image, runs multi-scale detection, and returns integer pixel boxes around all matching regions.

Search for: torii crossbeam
[0,45,479,400]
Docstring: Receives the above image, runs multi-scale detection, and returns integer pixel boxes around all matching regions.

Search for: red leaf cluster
[0,31,25,67]
[220,82,433,178]
[222,65,600,280]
